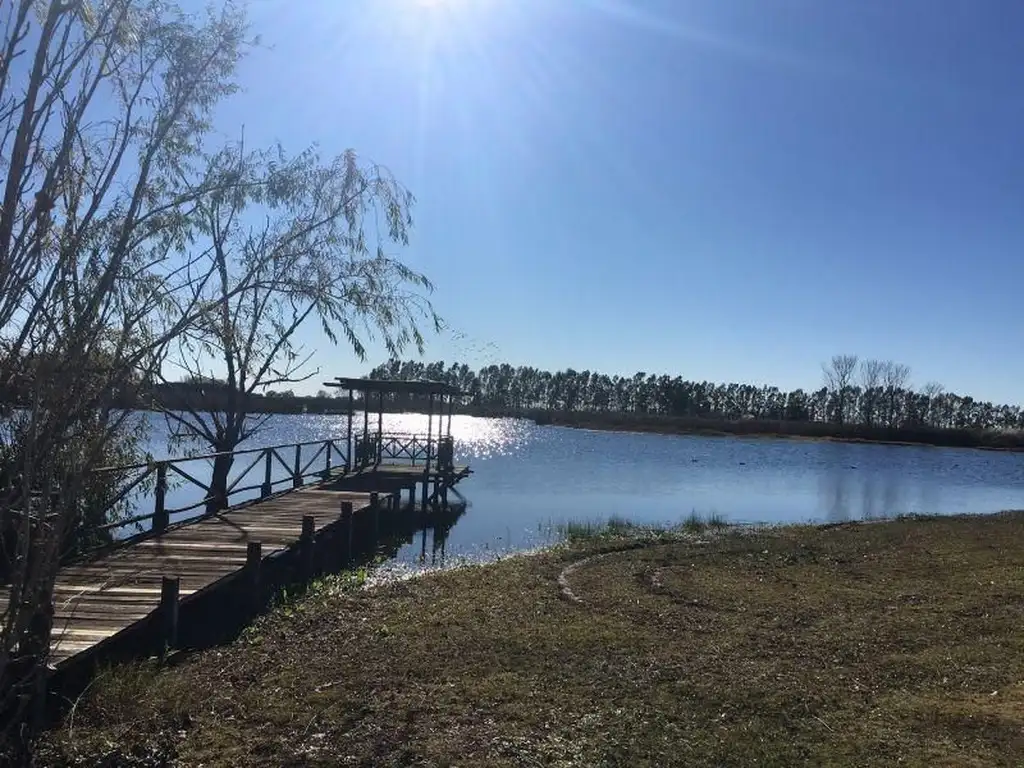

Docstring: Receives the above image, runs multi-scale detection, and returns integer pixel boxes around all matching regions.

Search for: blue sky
[207,0,1024,403]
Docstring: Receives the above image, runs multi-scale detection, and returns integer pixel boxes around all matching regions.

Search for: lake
[137,412,1024,568]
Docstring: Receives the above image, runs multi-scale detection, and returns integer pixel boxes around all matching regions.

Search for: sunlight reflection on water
[151,412,530,462]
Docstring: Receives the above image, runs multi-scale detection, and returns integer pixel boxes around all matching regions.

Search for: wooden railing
[354,433,455,470]
[93,438,351,536]
[88,432,458,539]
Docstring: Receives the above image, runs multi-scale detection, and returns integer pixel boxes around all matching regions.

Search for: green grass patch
[37,512,1024,767]
[559,511,733,542]
[557,514,648,542]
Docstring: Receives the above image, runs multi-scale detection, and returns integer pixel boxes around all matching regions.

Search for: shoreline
[532,412,1024,452]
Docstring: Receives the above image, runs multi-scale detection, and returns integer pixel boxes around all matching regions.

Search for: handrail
[87,431,455,546]
[92,437,354,474]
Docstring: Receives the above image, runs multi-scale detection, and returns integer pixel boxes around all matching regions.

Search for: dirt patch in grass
[36,513,1024,767]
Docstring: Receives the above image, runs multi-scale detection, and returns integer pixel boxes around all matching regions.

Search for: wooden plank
[50,639,111,655]
[54,613,153,627]
[52,585,196,597]
[54,627,127,640]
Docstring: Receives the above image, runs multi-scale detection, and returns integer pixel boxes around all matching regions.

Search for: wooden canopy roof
[324,377,465,397]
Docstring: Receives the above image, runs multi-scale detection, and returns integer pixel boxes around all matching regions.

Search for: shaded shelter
[322,377,465,475]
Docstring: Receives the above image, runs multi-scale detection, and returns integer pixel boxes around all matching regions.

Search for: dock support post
[407,484,416,508]
[420,474,428,511]
[246,542,262,609]
[340,501,354,566]
[370,493,380,542]
[300,515,315,578]
[160,576,179,652]
[153,463,168,533]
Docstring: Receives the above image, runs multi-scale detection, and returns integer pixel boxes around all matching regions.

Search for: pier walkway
[34,459,470,671]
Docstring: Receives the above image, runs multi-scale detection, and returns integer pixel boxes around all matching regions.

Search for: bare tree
[0,0,252,743]
[822,354,858,425]
[858,359,884,426]
[881,362,911,428]
[161,145,438,513]
[921,381,945,428]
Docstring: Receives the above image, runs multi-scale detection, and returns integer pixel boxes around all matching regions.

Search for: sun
[411,0,479,10]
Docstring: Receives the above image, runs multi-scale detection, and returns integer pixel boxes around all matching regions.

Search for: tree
[0,0,250,743]
[822,354,859,425]
[881,361,911,428]
[162,145,437,513]
[858,359,885,426]
[921,381,945,428]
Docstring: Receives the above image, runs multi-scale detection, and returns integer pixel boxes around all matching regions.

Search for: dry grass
[36,513,1024,767]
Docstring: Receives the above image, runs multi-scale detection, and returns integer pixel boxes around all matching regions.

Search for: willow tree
[162,145,438,513]
[0,0,253,743]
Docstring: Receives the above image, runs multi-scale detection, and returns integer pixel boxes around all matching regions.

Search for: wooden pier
[4,378,473,684]
[36,461,470,671]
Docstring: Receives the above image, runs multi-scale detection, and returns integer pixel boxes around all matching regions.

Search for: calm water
[137,412,1024,566]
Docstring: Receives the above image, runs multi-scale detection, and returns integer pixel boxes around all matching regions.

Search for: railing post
[246,541,262,610]
[300,515,315,578]
[152,463,168,534]
[160,576,179,652]
[323,441,332,480]
[345,388,353,472]
[261,450,273,498]
[426,395,434,472]
[293,444,302,489]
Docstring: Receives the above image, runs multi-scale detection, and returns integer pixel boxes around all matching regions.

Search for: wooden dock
[24,463,470,672]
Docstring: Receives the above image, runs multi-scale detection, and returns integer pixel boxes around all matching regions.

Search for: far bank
[126,392,1024,453]
[531,410,1024,452]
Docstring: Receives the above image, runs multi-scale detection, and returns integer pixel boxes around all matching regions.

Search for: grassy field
[37,513,1024,767]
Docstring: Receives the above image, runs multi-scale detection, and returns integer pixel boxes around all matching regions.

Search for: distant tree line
[144,378,345,415]
[368,356,1024,433]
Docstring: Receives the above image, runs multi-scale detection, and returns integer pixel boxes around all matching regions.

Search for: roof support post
[346,388,353,471]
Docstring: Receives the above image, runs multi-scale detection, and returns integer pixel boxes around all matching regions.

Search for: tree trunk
[206,452,234,516]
